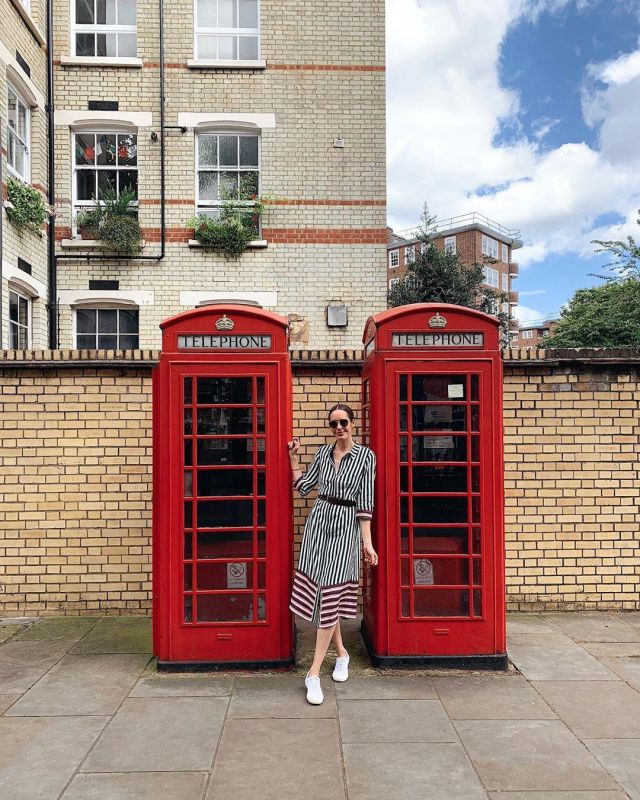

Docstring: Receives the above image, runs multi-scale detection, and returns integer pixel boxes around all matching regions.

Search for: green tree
[388,206,510,340]
[591,209,640,280]
[544,278,640,348]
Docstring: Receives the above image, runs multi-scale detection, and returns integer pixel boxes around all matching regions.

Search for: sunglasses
[329,418,350,429]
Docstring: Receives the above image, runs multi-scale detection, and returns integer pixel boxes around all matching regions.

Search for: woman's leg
[331,619,348,657]
[308,623,337,677]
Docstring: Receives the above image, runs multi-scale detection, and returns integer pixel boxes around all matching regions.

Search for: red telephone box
[153,304,294,669]
[361,304,507,668]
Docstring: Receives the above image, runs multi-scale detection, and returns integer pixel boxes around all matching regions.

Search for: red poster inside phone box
[361,304,507,668]
[153,305,294,669]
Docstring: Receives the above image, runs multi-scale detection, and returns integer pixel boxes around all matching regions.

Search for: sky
[386,0,640,323]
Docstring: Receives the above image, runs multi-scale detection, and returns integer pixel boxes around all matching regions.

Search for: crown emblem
[215,315,235,331]
[428,312,447,329]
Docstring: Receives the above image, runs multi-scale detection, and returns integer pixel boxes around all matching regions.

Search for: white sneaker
[332,653,350,682]
[305,671,324,705]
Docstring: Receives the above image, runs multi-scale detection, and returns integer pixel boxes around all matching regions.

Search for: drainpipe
[46,0,57,347]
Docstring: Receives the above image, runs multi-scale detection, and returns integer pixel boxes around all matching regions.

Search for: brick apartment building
[516,318,559,348]
[387,213,522,329]
[1,0,50,349]
[1,0,386,350]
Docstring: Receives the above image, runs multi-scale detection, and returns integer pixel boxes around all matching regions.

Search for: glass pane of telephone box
[198,560,253,590]
[197,377,253,404]
[412,375,466,401]
[413,496,468,524]
[198,531,253,559]
[198,439,254,465]
[197,408,253,435]
[412,436,467,462]
[412,405,466,432]
[184,377,192,404]
[413,589,469,617]
[184,564,192,590]
[422,558,469,585]
[400,526,409,553]
[184,594,193,622]
[198,469,254,497]
[412,465,467,493]
[197,594,253,622]
[413,527,468,554]
[198,500,253,528]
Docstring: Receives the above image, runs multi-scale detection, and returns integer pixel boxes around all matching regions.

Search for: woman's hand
[287,437,300,457]
[363,542,378,567]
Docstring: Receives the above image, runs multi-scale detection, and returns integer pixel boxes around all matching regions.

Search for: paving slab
[335,674,435,700]
[339,698,457,743]
[13,617,100,642]
[0,624,23,643]
[0,715,107,800]
[488,793,628,800]
[0,638,76,668]
[82,696,228,772]
[454,719,617,791]
[544,613,640,643]
[206,718,345,800]
[585,739,640,800]
[70,617,153,654]
[229,674,337,718]
[533,680,640,738]
[130,672,234,697]
[0,659,51,694]
[600,657,640,690]
[343,742,487,800]
[582,642,640,658]
[6,654,151,716]
[433,674,556,719]
[60,771,208,800]
[507,633,619,680]
[506,614,558,635]
[0,695,20,714]
[611,612,640,626]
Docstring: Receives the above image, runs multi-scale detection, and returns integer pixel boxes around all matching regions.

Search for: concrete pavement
[1,612,640,799]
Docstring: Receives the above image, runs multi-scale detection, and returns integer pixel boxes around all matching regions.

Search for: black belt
[318,494,356,508]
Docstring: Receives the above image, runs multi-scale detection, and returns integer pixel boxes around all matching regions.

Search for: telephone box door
[386,362,497,655]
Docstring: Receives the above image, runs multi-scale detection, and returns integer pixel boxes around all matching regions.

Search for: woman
[288,403,378,705]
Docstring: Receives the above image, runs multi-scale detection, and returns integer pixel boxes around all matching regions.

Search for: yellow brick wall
[1,349,639,616]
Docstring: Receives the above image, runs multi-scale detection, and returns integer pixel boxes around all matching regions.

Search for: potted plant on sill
[187,194,264,258]
[5,177,50,235]
[75,187,143,255]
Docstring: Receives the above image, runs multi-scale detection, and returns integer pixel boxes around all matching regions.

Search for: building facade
[516,318,559,348]
[49,0,386,350]
[1,0,50,350]
[387,213,521,326]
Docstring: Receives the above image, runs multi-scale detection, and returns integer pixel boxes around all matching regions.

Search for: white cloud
[518,289,547,296]
[513,304,547,324]
[387,0,640,271]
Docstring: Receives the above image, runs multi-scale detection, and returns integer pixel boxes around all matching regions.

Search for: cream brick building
[1,0,50,350]
[50,0,387,350]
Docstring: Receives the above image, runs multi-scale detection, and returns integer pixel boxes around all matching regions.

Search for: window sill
[61,238,146,250]
[188,239,267,249]
[186,59,267,70]
[8,0,45,45]
[59,56,144,68]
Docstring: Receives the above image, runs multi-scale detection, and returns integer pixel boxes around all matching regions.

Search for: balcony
[509,291,519,305]
[509,261,519,277]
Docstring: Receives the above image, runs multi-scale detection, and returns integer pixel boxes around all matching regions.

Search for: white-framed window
[502,302,509,315]
[195,0,260,60]
[522,329,533,339]
[7,83,30,181]
[73,0,137,57]
[542,329,550,337]
[420,242,428,255]
[196,132,260,229]
[75,307,139,349]
[501,272,509,292]
[502,243,509,262]
[389,277,399,289]
[73,131,138,226]
[482,234,498,259]
[444,236,456,255]
[483,266,499,288]
[389,249,399,268]
[9,289,31,349]
[405,245,415,265]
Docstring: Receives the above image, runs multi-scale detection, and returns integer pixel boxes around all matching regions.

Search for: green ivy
[6,178,49,233]
[187,201,263,258]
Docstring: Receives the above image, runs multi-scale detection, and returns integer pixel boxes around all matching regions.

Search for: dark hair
[328,403,355,422]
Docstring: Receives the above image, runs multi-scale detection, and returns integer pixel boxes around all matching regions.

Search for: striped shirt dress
[289,441,376,628]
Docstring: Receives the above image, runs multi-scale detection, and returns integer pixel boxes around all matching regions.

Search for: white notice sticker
[447,384,464,399]
[414,559,434,585]
[227,562,248,589]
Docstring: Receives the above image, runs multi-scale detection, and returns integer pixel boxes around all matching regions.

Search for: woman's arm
[357,451,378,565]
[288,440,322,497]
[359,518,378,566]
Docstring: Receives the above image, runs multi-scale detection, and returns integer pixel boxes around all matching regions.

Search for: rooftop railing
[393,212,522,243]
